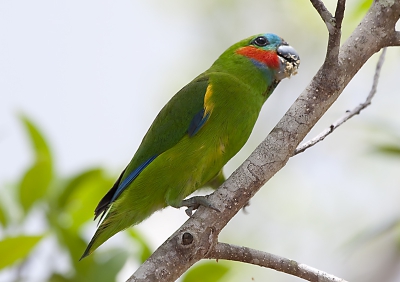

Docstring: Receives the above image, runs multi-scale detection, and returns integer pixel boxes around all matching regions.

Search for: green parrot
[81,33,299,259]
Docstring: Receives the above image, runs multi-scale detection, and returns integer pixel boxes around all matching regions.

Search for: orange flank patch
[236,46,280,69]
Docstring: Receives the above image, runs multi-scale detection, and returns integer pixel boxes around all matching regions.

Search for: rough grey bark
[127,1,400,281]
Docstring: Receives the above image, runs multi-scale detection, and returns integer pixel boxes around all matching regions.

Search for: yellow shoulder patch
[204,84,214,115]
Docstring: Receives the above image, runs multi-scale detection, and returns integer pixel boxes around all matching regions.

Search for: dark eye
[252,36,269,47]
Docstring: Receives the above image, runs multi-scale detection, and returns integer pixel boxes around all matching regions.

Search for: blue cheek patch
[250,59,275,85]
[251,58,267,69]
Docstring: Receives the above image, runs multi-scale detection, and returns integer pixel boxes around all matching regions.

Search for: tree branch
[206,242,348,282]
[309,0,335,33]
[310,0,346,62]
[126,1,400,281]
[388,31,400,46]
[326,0,345,62]
[294,47,387,155]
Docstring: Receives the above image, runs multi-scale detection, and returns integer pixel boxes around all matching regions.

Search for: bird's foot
[179,196,220,216]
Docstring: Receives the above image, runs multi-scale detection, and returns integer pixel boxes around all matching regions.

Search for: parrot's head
[235,33,300,81]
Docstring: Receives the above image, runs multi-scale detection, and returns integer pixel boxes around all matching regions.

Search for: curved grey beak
[277,45,300,65]
[276,44,300,80]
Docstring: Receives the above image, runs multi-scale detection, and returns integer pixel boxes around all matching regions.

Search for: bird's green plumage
[128,76,209,168]
[81,33,299,259]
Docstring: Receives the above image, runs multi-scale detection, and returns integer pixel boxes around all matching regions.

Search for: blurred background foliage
[0,116,229,282]
[1,0,400,281]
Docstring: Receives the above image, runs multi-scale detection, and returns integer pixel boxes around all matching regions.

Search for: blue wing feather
[111,155,157,203]
[94,156,157,221]
[188,109,210,137]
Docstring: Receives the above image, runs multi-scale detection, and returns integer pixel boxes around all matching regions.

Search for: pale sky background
[1,1,400,281]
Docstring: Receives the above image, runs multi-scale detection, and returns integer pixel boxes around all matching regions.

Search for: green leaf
[54,225,91,271]
[48,169,114,270]
[127,228,152,263]
[19,160,53,212]
[49,273,71,282]
[351,0,373,19]
[18,115,53,212]
[182,262,230,282]
[19,114,52,163]
[56,169,105,209]
[0,202,8,227]
[49,251,128,282]
[375,145,400,156]
[53,220,109,275]
[84,251,128,282]
[0,235,43,269]
[54,169,114,232]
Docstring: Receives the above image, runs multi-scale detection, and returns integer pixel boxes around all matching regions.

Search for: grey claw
[185,207,194,216]
[179,196,220,217]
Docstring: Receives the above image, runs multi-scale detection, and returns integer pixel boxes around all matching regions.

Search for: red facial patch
[236,46,280,69]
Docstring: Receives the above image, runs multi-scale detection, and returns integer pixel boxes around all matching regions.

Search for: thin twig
[309,0,335,33]
[294,48,387,156]
[206,243,349,282]
[326,0,346,62]
[334,0,346,31]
